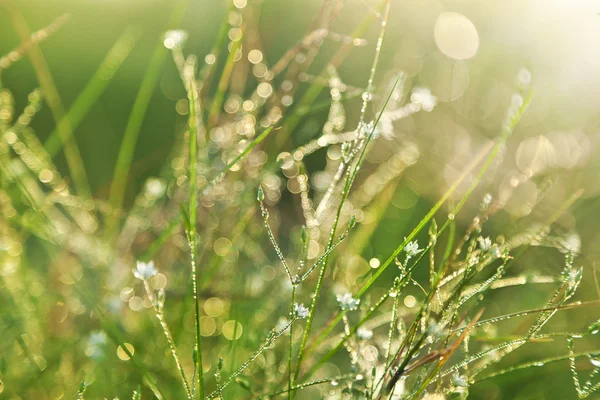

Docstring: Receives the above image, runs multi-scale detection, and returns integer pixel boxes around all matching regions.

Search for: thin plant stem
[288,284,297,399]
[207,33,242,130]
[143,281,192,399]
[185,61,205,399]
[207,318,297,399]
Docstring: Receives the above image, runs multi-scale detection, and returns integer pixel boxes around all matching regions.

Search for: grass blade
[44,27,141,159]
[106,0,189,239]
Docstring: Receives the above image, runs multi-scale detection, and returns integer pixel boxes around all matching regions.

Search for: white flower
[357,327,373,340]
[163,30,188,49]
[133,260,158,280]
[404,239,423,260]
[294,303,309,319]
[478,237,492,252]
[337,293,360,311]
[410,88,437,112]
[358,120,380,139]
[451,372,468,387]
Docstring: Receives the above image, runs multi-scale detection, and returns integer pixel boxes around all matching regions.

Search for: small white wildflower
[449,372,469,397]
[294,303,309,319]
[478,237,492,252]
[163,30,188,49]
[410,87,437,112]
[404,239,423,260]
[337,293,360,311]
[451,372,468,388]
[358,120,380,139]
[133,260,158,280]
[357,327,373,340]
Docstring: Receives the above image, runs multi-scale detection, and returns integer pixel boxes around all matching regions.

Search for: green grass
[0,1,599,399]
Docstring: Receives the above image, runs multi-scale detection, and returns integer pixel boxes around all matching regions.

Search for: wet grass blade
[207,34,242,130]
[298,93,534,382]
[106,0,189,239]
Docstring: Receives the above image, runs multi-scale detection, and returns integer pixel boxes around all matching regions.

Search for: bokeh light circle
[434,12,479,60]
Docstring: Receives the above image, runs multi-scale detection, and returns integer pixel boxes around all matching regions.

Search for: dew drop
[448,213,455,220]
[331,380,339,387]
[571,333,584,339]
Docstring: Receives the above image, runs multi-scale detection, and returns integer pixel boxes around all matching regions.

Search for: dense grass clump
[0,1,599,399]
